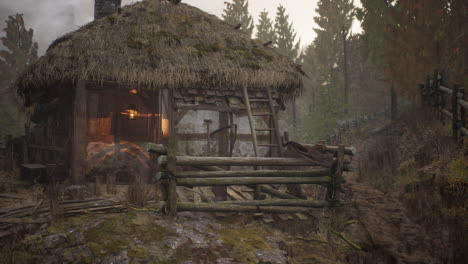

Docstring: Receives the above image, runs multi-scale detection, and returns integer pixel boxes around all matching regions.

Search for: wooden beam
[301,144,356,156]
[158,156,333,167]
[29,145,65,152]
[176,202,321,213]
[175,169,331,178]
[439,85,464,98]
[259,185,303,200]
[176,104,242,113]
[217,199,335,208]
[71,80,87,185]
[176,176,332,187]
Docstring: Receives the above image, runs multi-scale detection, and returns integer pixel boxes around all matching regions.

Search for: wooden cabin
[15,0,303,185]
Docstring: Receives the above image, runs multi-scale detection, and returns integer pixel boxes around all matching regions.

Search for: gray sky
[0,0,361,55]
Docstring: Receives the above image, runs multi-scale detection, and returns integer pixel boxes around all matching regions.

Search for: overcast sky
[0,0,361,55]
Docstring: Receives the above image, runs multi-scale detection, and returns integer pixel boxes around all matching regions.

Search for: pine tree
[222,0,254,37]
[255,10,275,44]
[274,5,300,59]
[0,14,38,89]
[296,0,354,140]
[0,14,38,139]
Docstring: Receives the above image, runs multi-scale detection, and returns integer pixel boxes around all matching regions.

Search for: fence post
[327,144,345,201]
[452,84,459,141]
[461,87,466,141]
[166,134,178,216]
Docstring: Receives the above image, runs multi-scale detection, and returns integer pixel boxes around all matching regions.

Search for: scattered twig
[329,228,362,250]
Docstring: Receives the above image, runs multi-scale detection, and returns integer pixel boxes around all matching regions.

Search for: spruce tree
[0,14,38,89]
[222,0,254,37]
[256,10,275,44]
[0,14,38,139]
[296,0,354,140]
[274,5,300,59]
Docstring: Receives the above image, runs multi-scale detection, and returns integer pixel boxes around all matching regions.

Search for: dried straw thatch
[16,0,302,103]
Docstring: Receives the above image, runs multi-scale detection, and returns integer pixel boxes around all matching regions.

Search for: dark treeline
[222,0,467,141]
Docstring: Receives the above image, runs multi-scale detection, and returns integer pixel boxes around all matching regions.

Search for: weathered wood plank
[176,176,333,187]
[259,185,303,200]
[439,85,464,98]
[175,169,330,178]
[217,199,332,208]
[159,156,332,167]
[176,202,319,213]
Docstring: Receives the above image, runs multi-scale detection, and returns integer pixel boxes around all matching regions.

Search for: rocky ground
[0,113,466,264]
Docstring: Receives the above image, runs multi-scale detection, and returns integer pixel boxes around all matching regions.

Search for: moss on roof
[16,0,302,102]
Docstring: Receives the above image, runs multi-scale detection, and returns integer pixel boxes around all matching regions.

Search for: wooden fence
[420,70,467,140]
[150,136,354,216]
[323,109,389,145]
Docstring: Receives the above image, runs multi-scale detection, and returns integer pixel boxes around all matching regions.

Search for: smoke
[0,0,142,55]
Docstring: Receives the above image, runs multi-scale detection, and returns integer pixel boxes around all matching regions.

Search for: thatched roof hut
[17,0,302,106]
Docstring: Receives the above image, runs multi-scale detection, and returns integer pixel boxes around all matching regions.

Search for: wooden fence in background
[323,109,389,145]
[420,70,467,140]
[150,136,354,216]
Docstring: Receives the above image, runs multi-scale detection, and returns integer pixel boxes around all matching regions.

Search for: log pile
[0,198,126,238]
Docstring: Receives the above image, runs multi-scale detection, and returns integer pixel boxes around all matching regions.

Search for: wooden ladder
[242,86,284,158]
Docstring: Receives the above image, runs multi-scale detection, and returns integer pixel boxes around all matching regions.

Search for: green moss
[224,46,271,66]
[84,214,172,258]
[48,216,91,234]
[219,227,271,263]
[9,248,37,264]
[127,36,148,49]
[448,159,467,183]
[106,16,117,25]
[447,159,468,193]
[243,62,262,70]
[154,31,181,46]
[80,254,94,264]
[149,247,191,264]
[193,43,222,54]
[128,246,150,259]
[130,214,172,243]
[251,48,273,62]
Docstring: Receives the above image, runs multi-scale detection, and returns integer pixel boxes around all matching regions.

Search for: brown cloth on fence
[285,141,335,168]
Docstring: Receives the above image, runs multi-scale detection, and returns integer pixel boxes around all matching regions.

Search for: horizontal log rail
[176,176,333,187]
[177,203,326,213]
[159,156,340,167]
[439,85,464,98]
[28,144,65,152]
[173,169,331,178]
[217,199,338,207]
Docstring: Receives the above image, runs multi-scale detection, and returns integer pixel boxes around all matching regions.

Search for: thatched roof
[16,0,303,104]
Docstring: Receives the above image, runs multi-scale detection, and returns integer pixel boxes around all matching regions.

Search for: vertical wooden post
[460,87,466,141]
[166,90,177,216]
[71,80,87,185]
[452,84,460,141]
[5,135,12,171]
[327,144,344,201]
[214,112,230,201]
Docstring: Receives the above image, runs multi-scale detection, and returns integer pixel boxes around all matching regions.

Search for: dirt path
[336,132,441,264]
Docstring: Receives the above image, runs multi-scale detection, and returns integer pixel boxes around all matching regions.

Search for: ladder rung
[256,128,275,131]
[253,113,272,116]
[258,144,280,147]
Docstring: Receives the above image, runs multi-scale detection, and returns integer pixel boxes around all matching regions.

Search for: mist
[0,0,323,55]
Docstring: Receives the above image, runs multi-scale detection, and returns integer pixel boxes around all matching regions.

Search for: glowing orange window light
[126,104,138,120]
[162,118,170,138]
[129,89,138,94]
